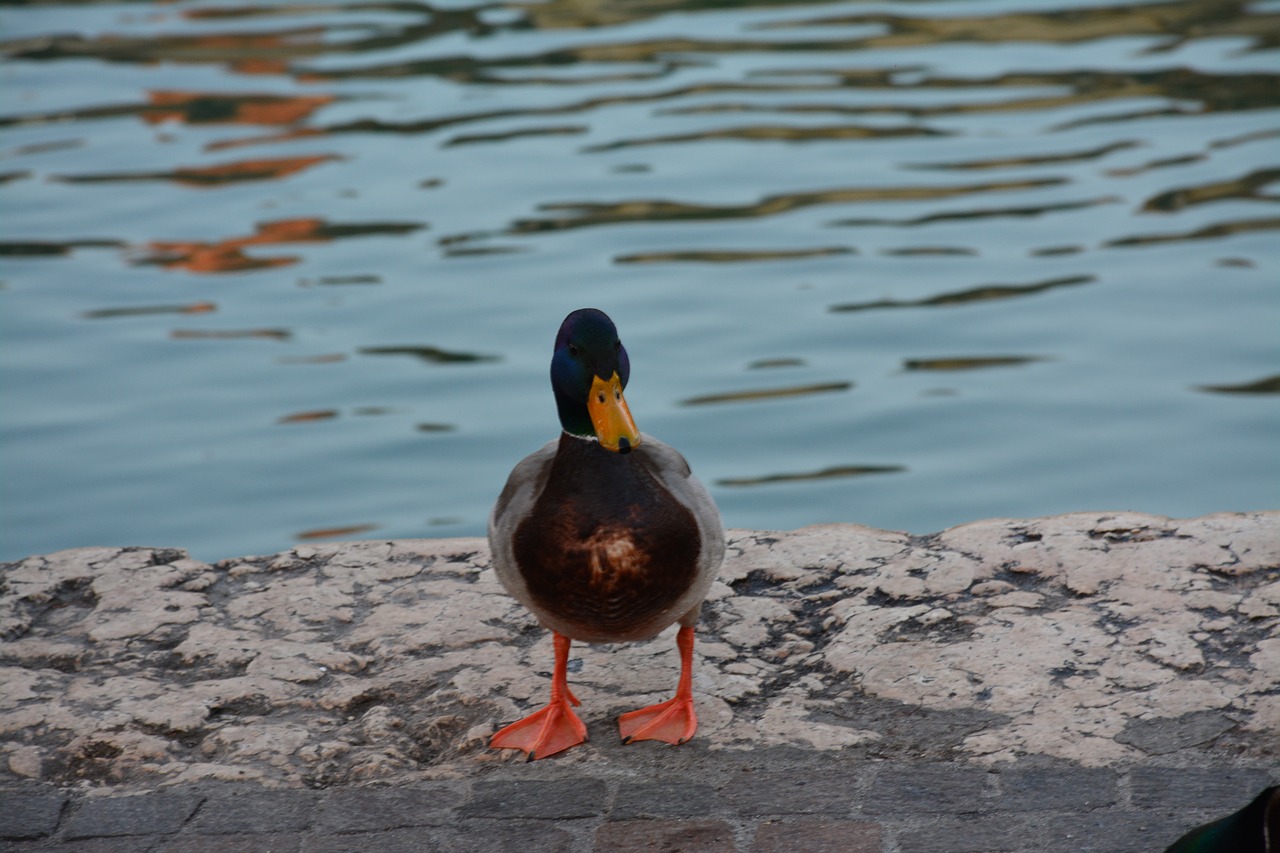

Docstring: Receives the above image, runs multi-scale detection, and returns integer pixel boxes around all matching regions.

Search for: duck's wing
[634,434,726,620]
[488,438,558,610]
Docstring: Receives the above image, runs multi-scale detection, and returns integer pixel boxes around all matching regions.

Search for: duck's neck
[553,389,595,440]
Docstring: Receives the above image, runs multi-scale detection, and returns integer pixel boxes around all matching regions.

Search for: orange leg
[490,632,587,760]
[618,625,698,745]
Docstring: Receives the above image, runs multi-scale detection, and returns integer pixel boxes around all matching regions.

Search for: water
[2,0,1277,564]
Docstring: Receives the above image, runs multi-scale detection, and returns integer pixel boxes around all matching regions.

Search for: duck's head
[551,308,640,454]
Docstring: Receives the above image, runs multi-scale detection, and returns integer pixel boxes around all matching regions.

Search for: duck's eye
[614,340,622,351]
[568,343,581,357]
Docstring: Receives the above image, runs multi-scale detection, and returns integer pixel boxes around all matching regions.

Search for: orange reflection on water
[142,91,334,126]
[296,524,380,541]
[230,58,291,76]
[169,154,338,186]
[173,30,321,76]
[53,153,339,188]
[83,301,217,319]
[142,216,424,273]
[145,217,343,273]
[277,409,340,424]
[145,245,297,274]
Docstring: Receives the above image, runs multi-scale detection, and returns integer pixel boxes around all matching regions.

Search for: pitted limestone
[0,512,1276,788]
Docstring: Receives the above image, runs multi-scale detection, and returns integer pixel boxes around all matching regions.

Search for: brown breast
[512,433,701,640]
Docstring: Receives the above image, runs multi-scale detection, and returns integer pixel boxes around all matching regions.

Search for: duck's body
[487,308,725,760]
[490,432,723,644]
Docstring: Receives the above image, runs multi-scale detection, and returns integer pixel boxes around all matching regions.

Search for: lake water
[2,0,1277,564]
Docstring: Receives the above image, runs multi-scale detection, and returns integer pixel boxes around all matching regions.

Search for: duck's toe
[491,696,587,760]
[618,694,697,745]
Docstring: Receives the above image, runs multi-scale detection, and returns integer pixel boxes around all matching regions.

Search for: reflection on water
[616,247,852,264]
[902,356,1049,373]
[1139,168,1280,213]
[170,328,292,342]
[748,358,806,370]
[1197,376,1280,395]
[1,0,1276,562]
[54,154,341,187]
[83,302,217,320]
[830,276,1096,312]
[278,353,347,365]
[299,275,382,286]
[278,409,340,425]
[750,2,1277,46]
[880,246,975,257]
[446,125,587,147]
[0,238,124,256]
[906,141,1140,171]
[359,346,500,364]
[0,91,334,129]
[718,464,907,488]
[830,197,1121,228]
[512,178,1066,234]
[583,123,949,152]
[140,218,424,273]
[1105,216,1280,248]
[297,523,380,541]
[680,381,852,407]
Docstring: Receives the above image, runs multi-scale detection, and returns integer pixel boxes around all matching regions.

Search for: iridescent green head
[550,308,639,453]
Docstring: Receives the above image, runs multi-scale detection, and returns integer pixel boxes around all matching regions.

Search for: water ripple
[2,0,1276,561]
[830,276,1096,312]
[680,382,853,407]
[718,464,906,488]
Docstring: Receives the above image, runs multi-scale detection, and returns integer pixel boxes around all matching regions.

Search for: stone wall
[1,511,1276,789]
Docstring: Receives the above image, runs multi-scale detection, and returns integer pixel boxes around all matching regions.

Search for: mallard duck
[488,308,725,760]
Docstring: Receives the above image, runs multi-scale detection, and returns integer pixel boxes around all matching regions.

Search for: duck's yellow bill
[588,372,640,453]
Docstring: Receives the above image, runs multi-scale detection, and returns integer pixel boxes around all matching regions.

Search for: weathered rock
[0,512,1275,788]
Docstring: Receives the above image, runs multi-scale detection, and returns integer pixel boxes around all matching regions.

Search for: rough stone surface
[611,782,718,818]
[751,820,882,853]
[313,785,462,832]
[595,819,736,852]
[186,790,317,834]
[63,794,200,839]
[0,512,1277,852]
[994,766,1117,811]
[862,764,995,815]
[463,779,608,819]
[721,769,863,815]
[0,792,66,839]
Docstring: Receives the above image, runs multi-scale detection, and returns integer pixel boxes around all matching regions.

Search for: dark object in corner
[1165,786,1278,852]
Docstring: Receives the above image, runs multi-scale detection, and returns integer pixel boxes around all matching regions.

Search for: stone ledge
[2,760,1276,852]
[0,511,1276,790]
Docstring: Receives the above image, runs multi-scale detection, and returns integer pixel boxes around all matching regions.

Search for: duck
[488,308,725,760]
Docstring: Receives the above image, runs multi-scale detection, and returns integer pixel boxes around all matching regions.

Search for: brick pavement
[3,752,1275,852]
